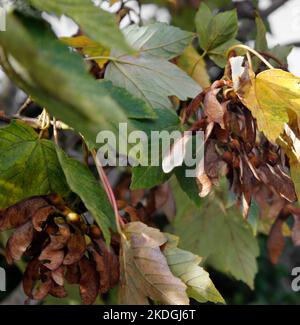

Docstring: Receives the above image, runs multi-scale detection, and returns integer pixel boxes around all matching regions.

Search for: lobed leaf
[56,148,115,245]
[171,179,259,288]
[123,22,194,60]
[0,121,68,209]
[29,0,132,53]
[0,13,156,150]
[163,233,225,304]
[119,221,189,305]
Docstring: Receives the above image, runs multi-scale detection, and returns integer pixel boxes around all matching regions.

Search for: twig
[53,117,58,145]
[16,97,32,116]
[0,113,69,130]
[261,0,289,18]
[92,149,124,235]
[258,51,286,68]
[228,44,275,69]
[82,141,89,166]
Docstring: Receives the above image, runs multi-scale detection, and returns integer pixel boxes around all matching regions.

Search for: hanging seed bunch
[177,51,300,263]
[0,195,119,304]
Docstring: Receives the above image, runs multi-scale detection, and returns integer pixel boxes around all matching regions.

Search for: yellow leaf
[178,45,210,89]
[278,124,300,200]
[236,66,300,142]
[109,0,120,5]
[61,36,109,69]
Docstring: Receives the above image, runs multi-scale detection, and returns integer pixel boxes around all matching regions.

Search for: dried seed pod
[63,230,86,265]
[6,221,34,263]
[79,257,99,305]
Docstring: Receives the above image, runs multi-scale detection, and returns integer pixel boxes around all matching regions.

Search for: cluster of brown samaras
[0,196,119,305]
[184,76,300,264]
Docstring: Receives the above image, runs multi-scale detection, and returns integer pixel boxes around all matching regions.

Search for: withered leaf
[23,259,40,298]
[89,245,110,294]
[47,223,71,251]
[204,88,226,129]
[32,205,55,232]
[292,214,300,246]
[119,222,189,305]
[267,217,286,264]
[0,197,52,231]
[39,245,64,271]
[51,266,65,286]
[155,183,176,221]
[65,264,80,284]
[89,239,119,293]
[256,165,297,203]
[130,189,145,207]
[49,284,68,298]
[63,230,86,265]
[79,257,100,305]
[33,279,53,301]
[6,221,34,263]
[154,183,171,210]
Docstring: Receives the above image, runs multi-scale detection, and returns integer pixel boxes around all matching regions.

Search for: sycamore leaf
[130,109,181,190]
[178,45,210,88]
[171,179,259,288]
[175,167,202,207]
[195,3,238,67]
[255,14,268,53]
[0,121,68,209]
[163,233,225,304]
[233,60,300,142]
[105,53,201,109]
[208,38,240,68]
[29,0,132,53]
[56,148,115,245]
[254,14,293,69]
[119,221,189,305]
[61,35,109,69]
[105,21,200,109]
[278,124,300,201]
[0,13,156,149]
[123,23,194,60]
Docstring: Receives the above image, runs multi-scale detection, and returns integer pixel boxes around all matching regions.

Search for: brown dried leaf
[89,246,110,293]
[196,172,212,198]
[6,221,34,263]
[130,189,145,206]
[32,205,55,232]
[292,214,300,246]
[79,257,99,305]
[154,183,171,210]
[65,264,80,284]
[48,223,71,250]
[23,259,41,299]
[39,246,64,271]
[90,239,120,293]
[256,164,297,203]
[49,284,68,298]
[267,217,285,264]
[0,197,51,231]
[124,206,140,222]
[204,88,226,128]
[33,279,53,300]
[51,266,65,286]
[63,230,86,265]
[119,222,189,305]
